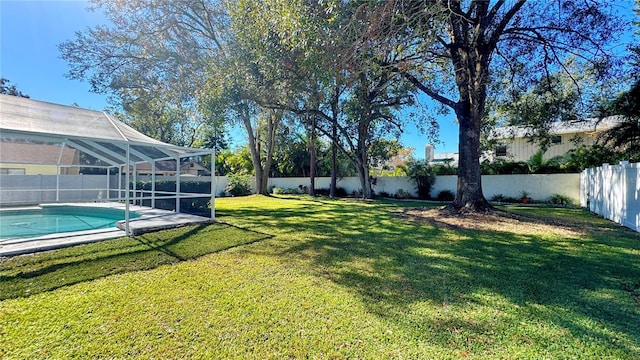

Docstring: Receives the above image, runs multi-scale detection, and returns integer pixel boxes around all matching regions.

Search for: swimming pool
[0,205,140,241]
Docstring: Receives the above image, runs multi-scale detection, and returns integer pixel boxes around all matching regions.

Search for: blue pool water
[0,206,140,240]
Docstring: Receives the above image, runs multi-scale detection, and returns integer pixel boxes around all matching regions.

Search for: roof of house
[0,142,78,165]
[488,116,623,140]
[0,94,211,167]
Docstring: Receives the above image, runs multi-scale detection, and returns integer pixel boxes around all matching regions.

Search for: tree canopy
[60,0,229,148]
[59,0,635,202]
[362,0,628,210]
[0,78,29,98]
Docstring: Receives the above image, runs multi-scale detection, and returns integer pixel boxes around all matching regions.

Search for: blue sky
[1,1,108,110]
[0,0,460,158]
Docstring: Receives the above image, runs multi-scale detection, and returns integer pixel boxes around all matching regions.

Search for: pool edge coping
[0,202,212,256]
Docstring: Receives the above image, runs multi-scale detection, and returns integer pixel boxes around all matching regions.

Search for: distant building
[425,144,434,162]
[133,160,211,177]
[425,144,459,167]
[431,152,459,167]
[423,117,620,167]
[0,142,79,175]
[485,117,621,162]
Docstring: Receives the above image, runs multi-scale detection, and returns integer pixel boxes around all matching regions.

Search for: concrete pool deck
[0,203,213,256]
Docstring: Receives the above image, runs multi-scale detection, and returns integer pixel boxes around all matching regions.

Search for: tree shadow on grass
[0,222,272,300]
[220,198,640,355]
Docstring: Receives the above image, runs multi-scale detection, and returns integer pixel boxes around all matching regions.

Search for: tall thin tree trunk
[242,110,262,195]
[308,115,317,196]
[242,108,280,195]
[330,89,339,198]
[259,111,279,195]
[354,157,372,199]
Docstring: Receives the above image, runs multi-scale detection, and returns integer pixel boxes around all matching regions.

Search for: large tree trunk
[454,106,491,211]
[448,10,493,212]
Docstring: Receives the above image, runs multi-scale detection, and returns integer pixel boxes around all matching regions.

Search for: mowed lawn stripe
[1,195,639,359]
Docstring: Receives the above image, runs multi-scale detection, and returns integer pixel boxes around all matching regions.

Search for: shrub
[548,193,575,206]
[395,189,411,199]
[491,194,506,202]
[403,159,436,199]
[135,180,210,214]
[481,159,530,175]
[436,190,455,201]
[225,174,252,196]
[311,188,346,197]
[271,187,301,195]
[432,164,458,175]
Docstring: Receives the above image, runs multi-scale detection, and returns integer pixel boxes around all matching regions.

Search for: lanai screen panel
[1,94,165,145]
[0,94,211,164]
[1,94,214,215]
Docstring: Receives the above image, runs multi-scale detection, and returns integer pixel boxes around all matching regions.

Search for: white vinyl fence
[266,174,580,203]
[581,161,640,233]
[1,173,580,206]
[430,174,580,203]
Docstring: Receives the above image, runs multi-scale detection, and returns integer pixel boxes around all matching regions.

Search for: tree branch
[487,0,526,50]
[401,71,457,109]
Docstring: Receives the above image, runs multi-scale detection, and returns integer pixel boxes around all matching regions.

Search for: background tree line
[59,0,638,209]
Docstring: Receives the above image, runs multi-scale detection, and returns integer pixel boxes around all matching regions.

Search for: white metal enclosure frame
[0,94,215,236]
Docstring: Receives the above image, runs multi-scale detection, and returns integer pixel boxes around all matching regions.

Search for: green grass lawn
[1,195,639,359]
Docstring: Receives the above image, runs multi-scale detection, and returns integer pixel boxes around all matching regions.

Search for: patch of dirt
[398,207,586,238]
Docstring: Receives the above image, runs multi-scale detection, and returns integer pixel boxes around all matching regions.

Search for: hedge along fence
[135,180,211,216]
[431,174,580,204]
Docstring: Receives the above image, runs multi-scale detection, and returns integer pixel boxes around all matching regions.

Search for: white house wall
[502,132,596,162]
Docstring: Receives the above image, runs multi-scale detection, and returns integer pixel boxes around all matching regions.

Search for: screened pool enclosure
[0,94,215,236]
